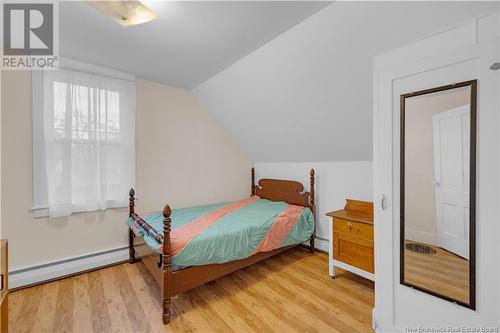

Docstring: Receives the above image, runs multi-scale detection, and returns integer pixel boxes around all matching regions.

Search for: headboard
[251,168,315,212]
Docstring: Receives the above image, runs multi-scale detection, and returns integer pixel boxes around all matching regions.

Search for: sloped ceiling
[192,2,499,162]
[59,1,330,88]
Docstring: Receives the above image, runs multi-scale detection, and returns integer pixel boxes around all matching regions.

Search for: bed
[126,168,316,324]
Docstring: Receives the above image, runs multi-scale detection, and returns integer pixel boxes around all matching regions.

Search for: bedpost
[162,205,173,324]
[251,167,256,196]
[128,188,135,264]
[309,169,316,253]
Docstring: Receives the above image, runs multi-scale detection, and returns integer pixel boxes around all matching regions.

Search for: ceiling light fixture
[86,1,158,27]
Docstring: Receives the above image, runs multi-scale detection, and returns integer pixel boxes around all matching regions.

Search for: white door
[373,13,499,332]
[432,105,470,259]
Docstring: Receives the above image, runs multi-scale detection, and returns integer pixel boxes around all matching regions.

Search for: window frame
[31,58,135,218]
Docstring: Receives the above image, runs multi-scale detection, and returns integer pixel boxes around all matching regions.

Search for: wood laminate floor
[9,247,374,333]
[404,240,469,303]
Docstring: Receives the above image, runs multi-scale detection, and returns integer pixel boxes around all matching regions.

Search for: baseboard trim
[10,246,129,290]
[300,236,328,253]
[315,236,329,253]
[405,228,436,246]
[10,237,329,290]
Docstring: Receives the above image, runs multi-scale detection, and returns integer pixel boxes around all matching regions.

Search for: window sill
[30,206,50,219]
[30,200,133,219]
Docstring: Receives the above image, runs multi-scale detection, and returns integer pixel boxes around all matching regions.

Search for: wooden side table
[326,199,374,281]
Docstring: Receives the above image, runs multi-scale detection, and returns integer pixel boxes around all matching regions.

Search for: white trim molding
[58,57,135,82]
[404,228,437,246]
[314,235,328,253]
[9,246,129,289]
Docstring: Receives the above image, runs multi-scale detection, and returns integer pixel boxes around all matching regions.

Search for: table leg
[329,221,336,278]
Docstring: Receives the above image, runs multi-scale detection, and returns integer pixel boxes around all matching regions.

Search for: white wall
[255,162,373,252]
[193,2,498,163]
[1,72,251,273]
[136,79,252,211]
[373,11,500,332]
[0,69,2,239]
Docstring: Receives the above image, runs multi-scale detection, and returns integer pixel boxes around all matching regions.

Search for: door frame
[399,79,477,309]
[373,28,499,330]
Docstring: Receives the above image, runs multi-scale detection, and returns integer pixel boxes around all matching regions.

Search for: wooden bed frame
[128,168,316,324]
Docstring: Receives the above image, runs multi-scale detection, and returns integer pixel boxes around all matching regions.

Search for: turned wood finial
[163,205,172,246]
[309,169,315,207]
[163,204,171,217]
[129,188,135,217]
[251,167,256,196]
[309,169,316,253]
[162,204,172,257]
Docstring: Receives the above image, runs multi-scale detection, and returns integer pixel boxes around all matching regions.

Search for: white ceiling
[192,2,499,162]
[59,1,330,88]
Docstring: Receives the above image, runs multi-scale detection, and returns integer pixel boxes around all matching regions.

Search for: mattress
[125,196,314,267]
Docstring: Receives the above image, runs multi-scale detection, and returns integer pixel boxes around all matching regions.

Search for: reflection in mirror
[401,80,476,309]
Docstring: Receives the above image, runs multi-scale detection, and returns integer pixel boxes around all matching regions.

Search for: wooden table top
[326,199,374,225]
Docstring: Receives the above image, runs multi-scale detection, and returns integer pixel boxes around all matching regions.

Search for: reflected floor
[404,240,469,304]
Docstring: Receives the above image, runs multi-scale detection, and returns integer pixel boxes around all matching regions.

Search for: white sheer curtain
[34,66,135,217]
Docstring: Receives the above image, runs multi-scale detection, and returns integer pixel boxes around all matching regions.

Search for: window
[32,60,135,218]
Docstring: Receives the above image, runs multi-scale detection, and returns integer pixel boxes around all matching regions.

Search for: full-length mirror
[400,80,476,309]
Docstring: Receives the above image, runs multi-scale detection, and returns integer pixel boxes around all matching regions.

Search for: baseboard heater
[9,246,130,290]
[10,236,328,290]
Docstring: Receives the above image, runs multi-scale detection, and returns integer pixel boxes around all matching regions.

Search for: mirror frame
[400,79,477,310]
